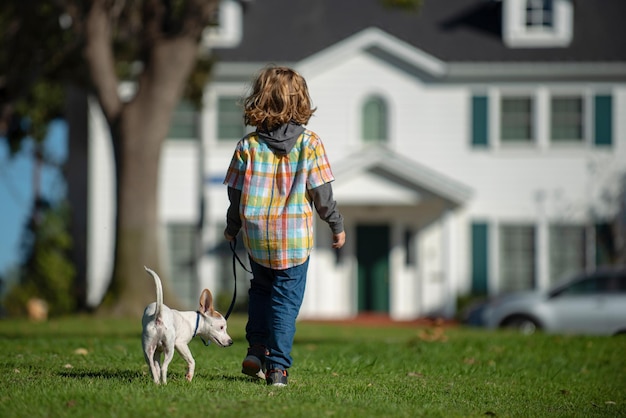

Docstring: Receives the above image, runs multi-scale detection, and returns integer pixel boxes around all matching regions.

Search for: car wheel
[501,316,540,335]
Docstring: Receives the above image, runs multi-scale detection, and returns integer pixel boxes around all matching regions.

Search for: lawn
[0,315,624,417]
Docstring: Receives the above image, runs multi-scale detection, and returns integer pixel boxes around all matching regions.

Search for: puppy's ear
[199,289,215,315]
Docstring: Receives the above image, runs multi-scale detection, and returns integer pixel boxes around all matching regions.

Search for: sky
[0,120,68,277]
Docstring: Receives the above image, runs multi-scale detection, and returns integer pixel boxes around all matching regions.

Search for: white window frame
[549,94,585,144]
[488,87,593,152]
[490,89,538,150]
[503,0,573,48]
[201,0,243,49]
[361,95,389,144]
[167,100,199,141]
[498,222,537,293]
[548,223,587,284]
[205,84,252,149]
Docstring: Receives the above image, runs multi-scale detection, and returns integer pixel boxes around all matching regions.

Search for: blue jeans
[246,257,309,371]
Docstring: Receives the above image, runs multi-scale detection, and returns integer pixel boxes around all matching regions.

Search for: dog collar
[194,311,211,346]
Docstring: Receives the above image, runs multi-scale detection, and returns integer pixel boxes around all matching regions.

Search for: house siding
[84,3,626,319]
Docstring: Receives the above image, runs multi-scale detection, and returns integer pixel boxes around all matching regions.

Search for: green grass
[0,315,624,418]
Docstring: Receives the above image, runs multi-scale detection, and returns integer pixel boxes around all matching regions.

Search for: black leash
[225,237,252,320]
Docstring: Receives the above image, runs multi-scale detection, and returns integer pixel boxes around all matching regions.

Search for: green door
[357,224,390,313]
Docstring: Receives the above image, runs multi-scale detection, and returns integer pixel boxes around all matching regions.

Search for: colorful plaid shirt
[224,129,335,270]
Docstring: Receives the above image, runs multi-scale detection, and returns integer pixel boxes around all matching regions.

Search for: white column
[441,210,456,318]
[535,189,549,290]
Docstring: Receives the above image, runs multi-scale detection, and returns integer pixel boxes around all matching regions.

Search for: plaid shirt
[224,129,335,270]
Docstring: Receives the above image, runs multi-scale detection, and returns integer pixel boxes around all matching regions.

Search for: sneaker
[266,369,288,387]
[241,346,267,379]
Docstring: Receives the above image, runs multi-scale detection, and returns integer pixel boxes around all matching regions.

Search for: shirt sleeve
[223,143,246,191]
[225,186,242,237]
[309,182,344,234]
[306,137,335,190]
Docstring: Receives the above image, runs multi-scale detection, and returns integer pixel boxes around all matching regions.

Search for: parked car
[480,267,626,335]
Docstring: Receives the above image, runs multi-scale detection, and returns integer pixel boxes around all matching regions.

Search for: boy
[223,66,345,386]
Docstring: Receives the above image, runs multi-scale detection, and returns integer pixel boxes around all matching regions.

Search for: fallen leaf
[417,327,448,342]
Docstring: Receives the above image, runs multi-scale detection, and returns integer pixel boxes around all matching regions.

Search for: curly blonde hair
[243,66,316,131]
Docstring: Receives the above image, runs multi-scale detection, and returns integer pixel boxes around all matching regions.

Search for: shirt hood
[257,122,305,155]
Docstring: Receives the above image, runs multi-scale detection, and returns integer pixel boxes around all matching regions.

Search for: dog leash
[225,237,252,320]
[194,237,249,346]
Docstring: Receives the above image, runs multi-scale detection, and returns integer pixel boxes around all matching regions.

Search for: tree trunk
[100,37,199,317]
[80,0,219,317]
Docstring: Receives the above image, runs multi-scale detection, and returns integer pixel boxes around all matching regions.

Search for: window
[473,91,611,150]
[167,223,197,308]
[501,97,533,143]
[551,96,583,142]
[168,100,198,140]
[549,225,586,283]
[503,0,572,48]
[217,96,245,141]
[525,0,553,28]
[201,0,243,49]
[362,96,388,143]
[499,225,535,292]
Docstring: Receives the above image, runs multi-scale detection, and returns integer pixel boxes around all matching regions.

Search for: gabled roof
[332,146,472,207]
[297,27,446,80]
[215,0,626,64]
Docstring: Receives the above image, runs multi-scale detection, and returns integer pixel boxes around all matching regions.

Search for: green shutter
[471,222,489,295]
[594,95,612,146]
[471,96,488,146]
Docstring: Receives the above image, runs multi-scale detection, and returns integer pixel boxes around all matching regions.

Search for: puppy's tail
[144,266,163,318]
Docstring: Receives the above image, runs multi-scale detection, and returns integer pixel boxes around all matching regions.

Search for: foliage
[381,0,423,12]
[0,2,76,316]
[2,200,76,317]
[0,316,624,417]
[0,2,77,148]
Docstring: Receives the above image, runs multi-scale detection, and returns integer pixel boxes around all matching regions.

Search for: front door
[356,224,390,313]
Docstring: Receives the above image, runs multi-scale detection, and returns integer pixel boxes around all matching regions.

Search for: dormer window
[525,0,553,28]
[201,0,243,49]
[503,0,573,48]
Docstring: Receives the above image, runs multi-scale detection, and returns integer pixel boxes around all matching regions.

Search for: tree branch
[84,0,123,121]
[183,0,219,40]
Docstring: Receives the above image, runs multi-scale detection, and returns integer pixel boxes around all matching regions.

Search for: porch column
[442,209,456,318]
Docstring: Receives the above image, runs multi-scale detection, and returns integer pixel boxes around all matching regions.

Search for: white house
[84,0,626,320]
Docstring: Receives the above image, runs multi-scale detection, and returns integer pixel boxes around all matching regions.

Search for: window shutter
[471,222,489,295]
[594,95,612,146]
[471,96,489,147]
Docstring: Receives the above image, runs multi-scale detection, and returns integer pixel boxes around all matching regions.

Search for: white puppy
[142,266,233,384]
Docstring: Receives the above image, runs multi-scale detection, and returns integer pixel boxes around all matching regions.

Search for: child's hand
[332,231,345,249]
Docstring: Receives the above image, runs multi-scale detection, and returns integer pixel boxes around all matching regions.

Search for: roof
[214,0,626,64]
[332,146,473,207]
